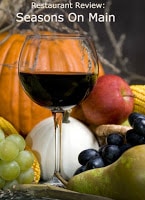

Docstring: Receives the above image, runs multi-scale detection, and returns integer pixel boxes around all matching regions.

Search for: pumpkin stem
[62,110,71,123]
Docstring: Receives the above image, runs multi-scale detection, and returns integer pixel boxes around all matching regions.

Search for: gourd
[26,116,99,181]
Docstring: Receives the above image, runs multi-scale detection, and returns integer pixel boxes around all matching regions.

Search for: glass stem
[52,112,64,175]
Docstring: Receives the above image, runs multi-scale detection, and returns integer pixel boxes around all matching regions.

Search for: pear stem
[55,172,68,186]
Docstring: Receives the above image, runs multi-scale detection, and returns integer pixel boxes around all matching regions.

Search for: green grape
[6,134,26,151]
[0,160,20,181]
[0,177,5,189]
[0,140,19,161]
[3,180,18,190]
[0,129,5,142]
[17,168,34,184]
[15,150,34,171]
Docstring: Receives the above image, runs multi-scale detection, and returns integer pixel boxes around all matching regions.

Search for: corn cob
[0,116,18,136]
[25,145,41,183]
[32,157,41,183]
[130,85,145,115]
[0,116,41,183]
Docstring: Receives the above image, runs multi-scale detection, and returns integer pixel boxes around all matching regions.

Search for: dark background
[46,0,145,83]
[74,0,145,82]
[100,0,145,77]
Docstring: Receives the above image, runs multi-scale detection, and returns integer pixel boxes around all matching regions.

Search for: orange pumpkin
[0,32,100,136]
[0,32,52,136]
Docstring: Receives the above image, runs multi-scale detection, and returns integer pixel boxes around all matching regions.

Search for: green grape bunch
[0,129,34,190]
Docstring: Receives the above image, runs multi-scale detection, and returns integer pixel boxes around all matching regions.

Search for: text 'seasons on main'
[16,12,116,23]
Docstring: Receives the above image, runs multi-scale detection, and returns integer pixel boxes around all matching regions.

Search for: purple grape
[107,133,124,146]
[86,156,105,170]
[78,148,100,165]
[101,145,121,165]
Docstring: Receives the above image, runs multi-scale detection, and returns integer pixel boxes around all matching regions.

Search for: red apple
[71,74,134,126]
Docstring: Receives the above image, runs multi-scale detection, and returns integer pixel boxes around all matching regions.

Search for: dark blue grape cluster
[74,112,145,176]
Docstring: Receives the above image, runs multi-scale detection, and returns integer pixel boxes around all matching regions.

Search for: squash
[26,116,99,181]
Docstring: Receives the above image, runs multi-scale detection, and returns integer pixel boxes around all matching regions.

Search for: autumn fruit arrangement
[1,68,145,192]
[0,29,145,200]
[25,74,145,190]
[0,1,144,198]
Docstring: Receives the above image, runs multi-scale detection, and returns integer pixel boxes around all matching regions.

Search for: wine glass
[18,33,99,185]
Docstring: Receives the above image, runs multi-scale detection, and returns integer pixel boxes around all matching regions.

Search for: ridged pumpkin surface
[0,32,52,136]
[21,35,96,73]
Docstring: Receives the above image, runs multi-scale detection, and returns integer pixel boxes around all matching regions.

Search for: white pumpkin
[26,116,99,181]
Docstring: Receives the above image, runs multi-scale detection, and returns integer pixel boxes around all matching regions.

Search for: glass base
[44,175,65,188]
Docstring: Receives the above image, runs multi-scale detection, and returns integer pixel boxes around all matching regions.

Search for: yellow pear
[67,145,145,200]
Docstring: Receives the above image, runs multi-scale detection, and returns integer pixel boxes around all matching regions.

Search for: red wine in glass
[19,72,96,110]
